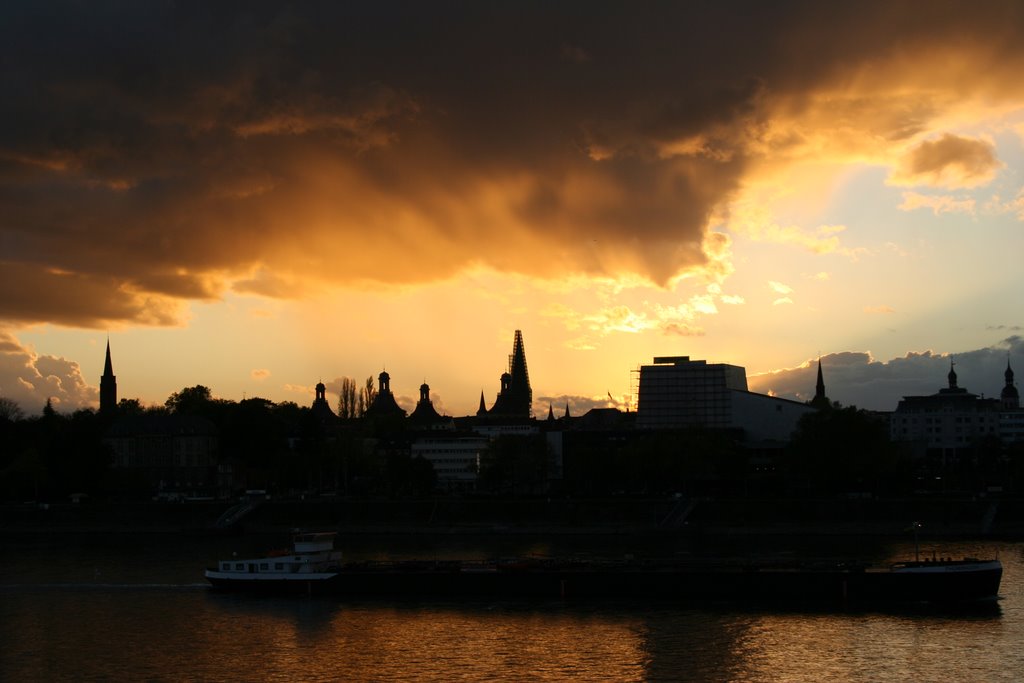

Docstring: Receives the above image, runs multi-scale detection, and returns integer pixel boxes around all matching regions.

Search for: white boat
[205,531,342,591]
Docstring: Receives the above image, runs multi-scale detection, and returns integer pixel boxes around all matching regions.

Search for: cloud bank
[749,336,1024,411]
[0,331,98,413]
[3,2,1024,328]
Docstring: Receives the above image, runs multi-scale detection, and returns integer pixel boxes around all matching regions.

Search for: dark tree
[358,376,377,417]
[0,396,23,422]
[336,377,358,419]
[786,407,910,496]
[165,385,213,414]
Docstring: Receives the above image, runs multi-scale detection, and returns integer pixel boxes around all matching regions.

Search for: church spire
[100,338,117,413]
[477,390,487,416]
[810,356,830,409]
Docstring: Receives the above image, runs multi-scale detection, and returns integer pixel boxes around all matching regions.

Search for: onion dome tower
[409,381,444,426]
[311,380,336,422]
[365,369,406,418]
[1002,359,1020,410]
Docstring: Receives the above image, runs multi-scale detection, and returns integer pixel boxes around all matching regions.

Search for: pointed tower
[477,391,488,417]
[1002,359,1020,410]
[547,404,555,421]
[100,339,117,413]
[810,357,830,409]
[563,402,571,419]
[487,330,533,418]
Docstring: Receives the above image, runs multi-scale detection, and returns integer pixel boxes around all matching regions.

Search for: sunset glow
[3,2,1024,416]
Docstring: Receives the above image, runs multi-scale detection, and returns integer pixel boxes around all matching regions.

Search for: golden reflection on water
[725,612,1008,683]
[188,597,655,681]
[2,537,1021,682]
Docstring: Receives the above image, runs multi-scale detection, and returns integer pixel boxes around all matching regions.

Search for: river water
[1,532,1022,681]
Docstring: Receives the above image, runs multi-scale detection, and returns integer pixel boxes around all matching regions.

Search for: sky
[2,1,1024,417]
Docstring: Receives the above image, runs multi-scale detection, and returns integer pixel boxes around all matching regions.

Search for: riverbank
[4,495,1024,538]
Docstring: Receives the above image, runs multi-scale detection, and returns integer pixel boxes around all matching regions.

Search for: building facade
[635,355,813,442]
[890,363,1001,454]
[636,356,748,430]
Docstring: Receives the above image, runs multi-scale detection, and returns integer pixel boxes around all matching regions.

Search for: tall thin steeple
[100,339,117,413]
[810,357,830,409]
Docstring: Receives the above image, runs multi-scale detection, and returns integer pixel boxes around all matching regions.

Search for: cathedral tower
[487,330,533,418]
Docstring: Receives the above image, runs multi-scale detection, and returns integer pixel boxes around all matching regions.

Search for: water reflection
[2,536,1022,681]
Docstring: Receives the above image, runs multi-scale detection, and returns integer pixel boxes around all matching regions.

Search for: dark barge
[204,532,1002,606]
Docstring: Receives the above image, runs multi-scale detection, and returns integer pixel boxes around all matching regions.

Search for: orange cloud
[4,2,1024,329]
[889,134,1002,189]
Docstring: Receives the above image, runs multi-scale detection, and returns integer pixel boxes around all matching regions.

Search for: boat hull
[206,559,1002,606]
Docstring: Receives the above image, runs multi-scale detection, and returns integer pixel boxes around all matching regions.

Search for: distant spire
[100,338,117,413]
[563,401,571,419]
[948,359,958,390]
[547,404,555,421]
[477,390,487,416]
[810,356,830,409]
[103,338,113,376]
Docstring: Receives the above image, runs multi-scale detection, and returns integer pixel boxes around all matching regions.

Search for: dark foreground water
[1,533,1022,681]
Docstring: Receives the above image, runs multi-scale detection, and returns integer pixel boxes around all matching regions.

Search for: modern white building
[410,435,488,490]
[635,356,815,442]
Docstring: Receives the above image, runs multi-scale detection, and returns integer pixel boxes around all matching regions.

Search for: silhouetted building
[486,330,533,418]
[311,381,336,423]
[100,340,117,413]
[365,370,406,418]
[1002,360,1019,410]
[409,382,452,430]
[1000,359,1024,443]
[636,356,747,429]
[105,413,220,496]
[890,361,1000,453]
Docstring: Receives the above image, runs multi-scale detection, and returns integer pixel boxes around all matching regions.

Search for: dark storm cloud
[3,1,1024,326]
[749,337,1024,410]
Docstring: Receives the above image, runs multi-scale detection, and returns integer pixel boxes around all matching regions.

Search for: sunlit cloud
[0,329,97,413]
[898,191,976,215]
[983,188,1024,221]
[251,369,270,381]
[768,281,793,295]
[772,297,794,306]
[889,133,1002,189]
